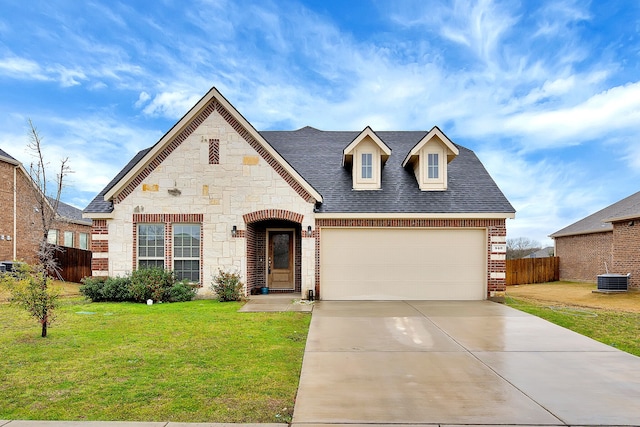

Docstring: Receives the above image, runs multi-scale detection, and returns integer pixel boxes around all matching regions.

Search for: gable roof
[85,87,322,216]
[524,247,554,258]
[261,127,514,215]
[342,126,391,166]
[50,197,92,226]
[83,88,514,218]
[402,126,459,168]
[550,190,640,238]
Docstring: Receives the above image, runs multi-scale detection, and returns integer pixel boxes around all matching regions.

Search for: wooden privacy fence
[53,246,92,283]
[506,257,559,286]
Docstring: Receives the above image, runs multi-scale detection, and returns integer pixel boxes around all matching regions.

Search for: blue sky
[1,0,639,246]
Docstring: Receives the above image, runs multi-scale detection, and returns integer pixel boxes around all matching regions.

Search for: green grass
[505,295,640,357]
[0,298,310,423]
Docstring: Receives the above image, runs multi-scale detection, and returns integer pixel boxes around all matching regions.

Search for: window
[173,224,200,282]
[47,229,58,245]
[64,231,74,248]
[361,153,372,179]
[138,224,165,269]
[428,153,439,179]
[79,233,89,250]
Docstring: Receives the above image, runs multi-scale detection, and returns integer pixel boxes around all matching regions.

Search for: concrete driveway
[292,300,640,426]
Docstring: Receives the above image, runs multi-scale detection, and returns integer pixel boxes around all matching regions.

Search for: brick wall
[555,231,613,282]
[48,221,92,249]
[612,220,640,290]
[0,161,89,264]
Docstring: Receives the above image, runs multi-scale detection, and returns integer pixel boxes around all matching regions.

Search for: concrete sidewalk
[238,293,314,312]
[292,300,640,426]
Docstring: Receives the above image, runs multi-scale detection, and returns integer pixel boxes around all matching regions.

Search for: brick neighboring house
[83,87,515,301]
[0,148,92,265]
[550,190,640,290]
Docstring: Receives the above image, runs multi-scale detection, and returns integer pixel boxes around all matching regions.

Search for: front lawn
[0,297,310,423]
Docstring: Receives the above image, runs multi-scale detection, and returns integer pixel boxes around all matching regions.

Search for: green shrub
[102,276,132,301]
[80,276,108,301]
[129,268,173,302]
[211,269,244,302]
[168,281,198,302]
[80,269,197,303]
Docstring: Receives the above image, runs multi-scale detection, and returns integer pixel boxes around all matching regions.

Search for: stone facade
[0,158,90,264]
[92,104,316,296]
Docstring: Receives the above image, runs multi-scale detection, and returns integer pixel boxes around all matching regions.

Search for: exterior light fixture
[232,225,237,237]
[307,225,312,237]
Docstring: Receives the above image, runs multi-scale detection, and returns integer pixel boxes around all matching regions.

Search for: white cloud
[0,56,48,80]
[476,148,604,245]
[142,91,204,119]
[135,91,151,108]
[501,82,640,148]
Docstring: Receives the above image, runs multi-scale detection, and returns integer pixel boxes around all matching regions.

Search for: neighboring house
[523,247,555,258]
[83,87,515,301]
[550,191,640,290]
[0,148,92,265]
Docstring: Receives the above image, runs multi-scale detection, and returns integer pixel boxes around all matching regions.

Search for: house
[83,87,515,301]
[523,247,555,258]
[550,191,640,290]
[0,148,92,265]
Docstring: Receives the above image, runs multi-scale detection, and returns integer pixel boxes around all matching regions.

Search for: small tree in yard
[3,120,70,337]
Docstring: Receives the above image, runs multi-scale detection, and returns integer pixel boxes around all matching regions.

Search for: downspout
[13,165,17,259]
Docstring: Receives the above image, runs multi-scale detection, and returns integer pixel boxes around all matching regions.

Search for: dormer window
[362,153,373,179]
[402,127,459,191]
[427,153,439,179]
[343,126,391,190]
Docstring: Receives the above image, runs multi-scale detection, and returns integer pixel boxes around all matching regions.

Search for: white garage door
[320,228,486,300]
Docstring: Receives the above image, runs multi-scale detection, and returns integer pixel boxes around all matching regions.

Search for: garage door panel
[320,228,486,300]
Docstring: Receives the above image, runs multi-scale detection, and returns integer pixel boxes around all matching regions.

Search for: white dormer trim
[343,126,391,190]
[402,126,459,191]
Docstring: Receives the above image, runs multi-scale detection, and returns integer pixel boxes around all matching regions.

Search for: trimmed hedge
[80,268,197,303]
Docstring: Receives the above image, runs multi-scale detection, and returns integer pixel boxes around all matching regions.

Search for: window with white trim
[138,224,165,269]
[173,224,200,282]
[47,229,58,245]
[428,153,439,179]
[361,153,373,179]
[64,231,74,248]
[79,233,89,250]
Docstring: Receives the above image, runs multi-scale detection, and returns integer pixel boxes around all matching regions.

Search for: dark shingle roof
[0,148,20,164]
[550,190,640,238]
[261,127,514,214]
[84,127,515,215]
[47,197,92,225]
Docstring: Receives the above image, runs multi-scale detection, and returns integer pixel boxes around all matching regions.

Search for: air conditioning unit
[596,273,630,292]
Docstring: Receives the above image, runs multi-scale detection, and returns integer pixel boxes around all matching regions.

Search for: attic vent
[596,274,629,292]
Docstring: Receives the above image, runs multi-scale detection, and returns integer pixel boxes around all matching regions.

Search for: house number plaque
[492,244,507,253]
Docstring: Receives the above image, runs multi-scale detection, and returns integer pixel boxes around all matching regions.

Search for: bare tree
[3,120,70,337]
[506,237,541,260]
